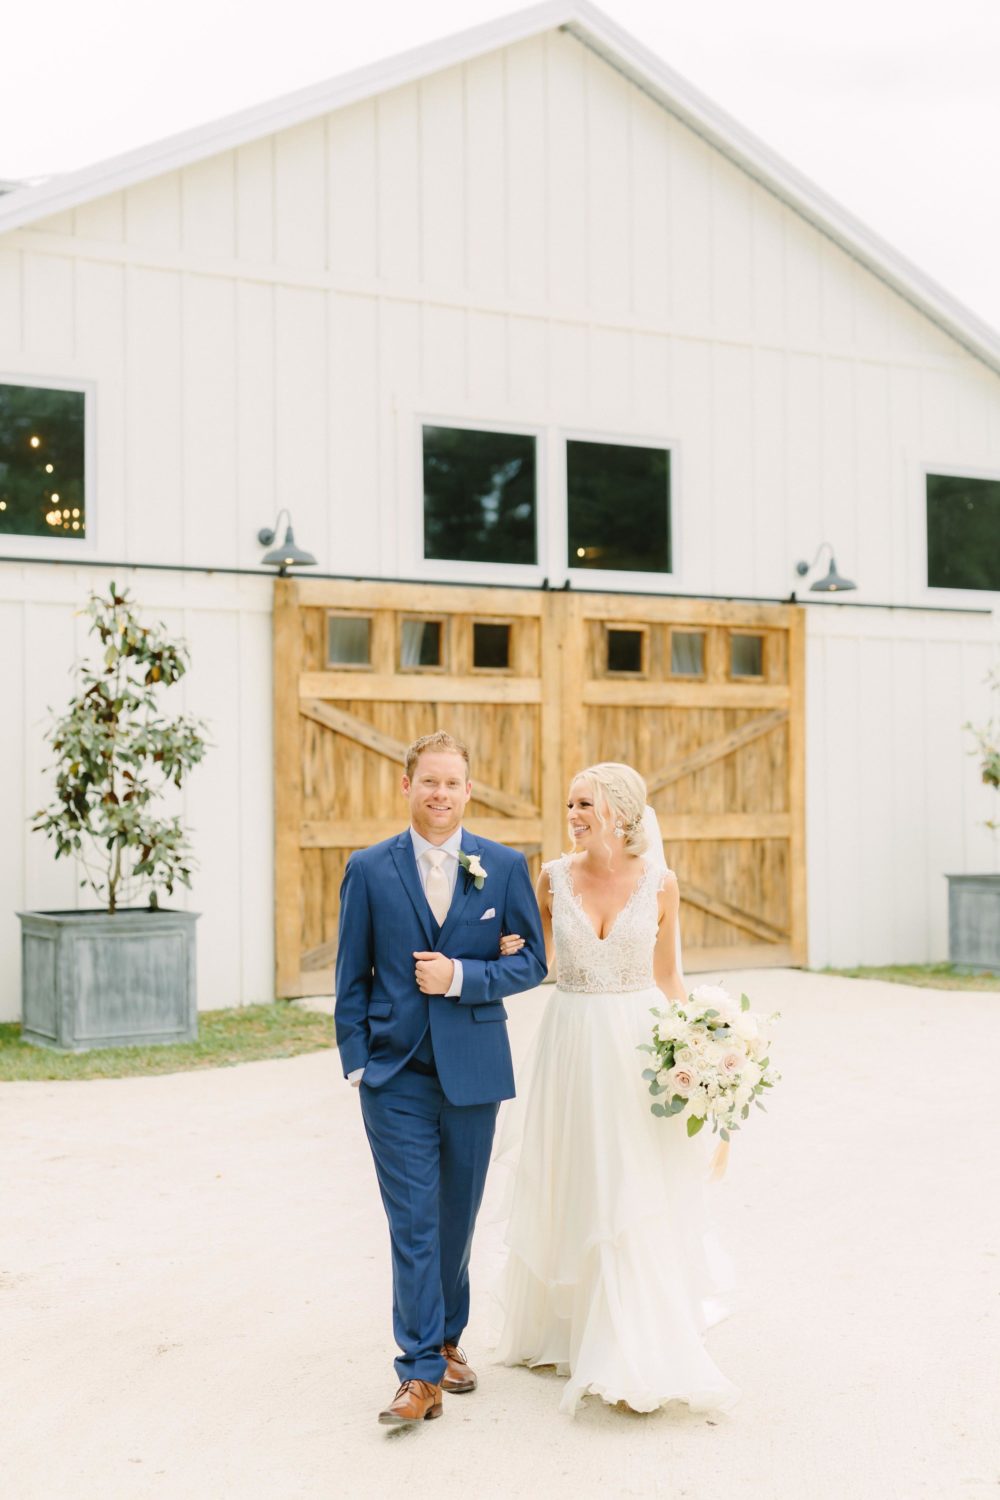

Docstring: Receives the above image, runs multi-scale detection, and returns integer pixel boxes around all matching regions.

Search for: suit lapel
[436,829,480,950]
[389,832,435,949]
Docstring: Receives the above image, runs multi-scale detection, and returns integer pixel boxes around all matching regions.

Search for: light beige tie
[423,848,451,928]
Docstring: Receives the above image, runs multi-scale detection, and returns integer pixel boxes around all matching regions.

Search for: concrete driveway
[2,970,998,1500]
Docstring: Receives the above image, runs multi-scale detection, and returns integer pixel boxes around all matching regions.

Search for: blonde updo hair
[571,762,649,858]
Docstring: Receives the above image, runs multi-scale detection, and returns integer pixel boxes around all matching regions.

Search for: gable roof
[3,0,999,376]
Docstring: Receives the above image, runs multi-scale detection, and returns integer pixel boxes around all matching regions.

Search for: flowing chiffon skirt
[493,984,741,1416]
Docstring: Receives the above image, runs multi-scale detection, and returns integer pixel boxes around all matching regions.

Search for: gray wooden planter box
[946,874,1000,975]
[18,908,199,1051]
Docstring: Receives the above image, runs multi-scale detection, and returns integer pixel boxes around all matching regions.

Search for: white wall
[805,604,999,969]
[1,26,999,1002]
[0,564,274,1021]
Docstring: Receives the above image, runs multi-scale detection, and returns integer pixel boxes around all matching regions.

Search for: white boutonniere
[458,850,488,890]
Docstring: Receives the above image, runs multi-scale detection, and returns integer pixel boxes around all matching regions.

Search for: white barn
[1,0,998,1021]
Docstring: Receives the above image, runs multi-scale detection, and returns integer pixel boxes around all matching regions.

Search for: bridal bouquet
[639,985,780,1142]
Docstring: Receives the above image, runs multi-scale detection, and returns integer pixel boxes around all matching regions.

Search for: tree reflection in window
[926,474,1000,591]
[0,384,86,538]
[423,425,537,565]
[568,440,670,574]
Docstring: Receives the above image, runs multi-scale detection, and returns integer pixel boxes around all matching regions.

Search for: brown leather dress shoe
[378,1379,444,1425]
[440,1343,478,1393]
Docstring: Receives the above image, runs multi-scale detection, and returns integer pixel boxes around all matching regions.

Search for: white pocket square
[480,907,496,921]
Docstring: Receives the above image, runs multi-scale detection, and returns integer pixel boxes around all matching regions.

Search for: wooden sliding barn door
[273,578,561,997]
[273,580,806,995]
[560,593,806,971]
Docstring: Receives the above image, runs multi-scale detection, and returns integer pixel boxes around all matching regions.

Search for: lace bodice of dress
[545,855,666,995]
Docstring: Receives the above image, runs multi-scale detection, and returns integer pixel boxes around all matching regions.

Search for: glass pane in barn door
[0,383,86,537]
[422,425,537,564]
[326,615,371,667]
[670,631,705,676]
[567,440,670,573]
[606,627,645,674]
[400,618,443,669]
[730,633,764,678]
[472,621,511,670]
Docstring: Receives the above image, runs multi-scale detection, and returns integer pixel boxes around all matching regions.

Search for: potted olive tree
[947,668,1000,974]
[19,584,208,1050]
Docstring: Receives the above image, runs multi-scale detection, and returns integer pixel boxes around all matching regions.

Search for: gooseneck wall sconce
[794,542,857,595]
[257,510,317,576]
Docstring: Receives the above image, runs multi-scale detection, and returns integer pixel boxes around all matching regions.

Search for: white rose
[720,1050,743,1076]
[668,1066,695,1097]
[690,983,733,1009]
[657,1013,687,1042]
[687,1093,708,1120]
[741,1059,762,1086]
[466,855,487,880]
[731,1011,759,1043]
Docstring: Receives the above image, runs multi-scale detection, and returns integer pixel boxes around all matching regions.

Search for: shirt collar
[410,825,463,861]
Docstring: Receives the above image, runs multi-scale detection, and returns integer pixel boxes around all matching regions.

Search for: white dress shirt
[348,826,466,1083]
[408,825,464,998]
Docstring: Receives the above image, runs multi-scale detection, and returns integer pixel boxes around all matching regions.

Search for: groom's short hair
[405,732,470,779]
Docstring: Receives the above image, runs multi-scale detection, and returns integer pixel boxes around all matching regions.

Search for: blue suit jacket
[334,828,547,1106]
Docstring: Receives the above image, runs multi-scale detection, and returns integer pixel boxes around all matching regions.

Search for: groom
[335,731,547,1426]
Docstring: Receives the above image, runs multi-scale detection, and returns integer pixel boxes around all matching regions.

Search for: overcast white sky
[4,0,999,330]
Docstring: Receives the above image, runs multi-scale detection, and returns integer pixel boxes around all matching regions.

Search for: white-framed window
[0,374,97,556]
[922,464,1000,596]
[409,414,547,587]
[562,429,676,591]
[407,414,678,592]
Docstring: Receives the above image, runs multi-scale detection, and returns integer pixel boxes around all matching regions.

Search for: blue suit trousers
[360,1066,499,1384]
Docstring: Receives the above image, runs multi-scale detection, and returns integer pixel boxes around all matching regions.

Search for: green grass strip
[0,1002,335,1082]
[820,962,999,992]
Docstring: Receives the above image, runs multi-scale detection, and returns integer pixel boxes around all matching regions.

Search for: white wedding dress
[493,854,741,1415]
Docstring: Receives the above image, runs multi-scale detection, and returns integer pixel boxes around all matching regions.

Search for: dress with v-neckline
[545,855,662,995]
[562,854,656,943]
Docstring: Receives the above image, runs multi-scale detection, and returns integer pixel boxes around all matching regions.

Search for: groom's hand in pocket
[413,952,455,994]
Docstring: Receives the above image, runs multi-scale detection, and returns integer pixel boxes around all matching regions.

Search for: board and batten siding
[2,30,1000,597]
[0,26,998,1015]
[806,606,998,971]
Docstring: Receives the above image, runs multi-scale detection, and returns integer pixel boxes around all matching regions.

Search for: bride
[494,762,740,1416]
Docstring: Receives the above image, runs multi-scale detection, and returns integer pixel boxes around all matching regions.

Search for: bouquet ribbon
[708,1137,730,1182]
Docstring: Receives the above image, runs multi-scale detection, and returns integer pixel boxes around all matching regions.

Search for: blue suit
[335,828,547,1384]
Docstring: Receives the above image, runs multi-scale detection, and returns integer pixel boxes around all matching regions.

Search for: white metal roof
[3,0,999,375]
